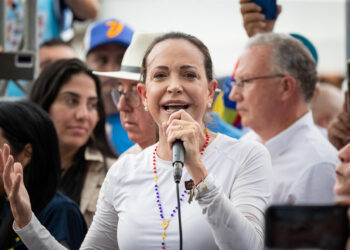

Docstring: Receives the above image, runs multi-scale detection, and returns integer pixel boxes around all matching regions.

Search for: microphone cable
[173,140,184,250]
[176,182,183,250]
[171,111,184,250]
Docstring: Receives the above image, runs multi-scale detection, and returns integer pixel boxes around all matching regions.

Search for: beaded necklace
[152,129,210,249]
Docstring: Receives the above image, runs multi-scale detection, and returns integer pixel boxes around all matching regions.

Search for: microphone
[172,139,185,183]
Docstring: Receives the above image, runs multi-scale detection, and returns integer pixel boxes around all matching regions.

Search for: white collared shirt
[242,111,338,204]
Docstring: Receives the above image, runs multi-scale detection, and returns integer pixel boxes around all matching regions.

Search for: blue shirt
[107,113,135,154]
[10,192,87,250]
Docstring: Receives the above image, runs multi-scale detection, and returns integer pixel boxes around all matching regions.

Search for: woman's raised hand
[163,110,208,183]
[0,144,32,228]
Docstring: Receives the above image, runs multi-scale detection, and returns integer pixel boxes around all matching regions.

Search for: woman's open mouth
[162,103,189,112]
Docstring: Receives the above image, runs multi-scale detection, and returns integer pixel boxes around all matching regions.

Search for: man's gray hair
[246,33,317,102]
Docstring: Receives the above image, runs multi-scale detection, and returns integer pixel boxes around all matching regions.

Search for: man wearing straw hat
[93,32,162,155]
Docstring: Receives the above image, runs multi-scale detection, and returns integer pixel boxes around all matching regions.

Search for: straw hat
[93,32,163,81]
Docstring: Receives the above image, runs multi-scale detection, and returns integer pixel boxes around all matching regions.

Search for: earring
[144,106,148,112]
[208,103,212,109]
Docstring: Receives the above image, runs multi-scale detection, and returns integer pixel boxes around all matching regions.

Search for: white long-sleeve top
[82,133,272,250]
[15,133,272,250]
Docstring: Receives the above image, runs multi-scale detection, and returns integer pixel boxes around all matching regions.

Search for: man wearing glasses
[229,33,338,205]
[93,33,160,156]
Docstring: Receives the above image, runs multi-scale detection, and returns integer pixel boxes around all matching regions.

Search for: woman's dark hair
[0,101,60,211]
[0,101,60,248]
[30,58,115,158]
[141,32,214,83]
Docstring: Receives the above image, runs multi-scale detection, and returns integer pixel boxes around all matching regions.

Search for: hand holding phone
[253,0,277,20]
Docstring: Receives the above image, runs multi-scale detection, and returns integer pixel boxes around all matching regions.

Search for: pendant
[162,219,169,230]
[184,180,194,190]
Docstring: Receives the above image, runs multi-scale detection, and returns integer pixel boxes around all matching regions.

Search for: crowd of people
[0,0,349,249]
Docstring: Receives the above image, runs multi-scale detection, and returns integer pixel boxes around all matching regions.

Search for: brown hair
[30,58,116,158]
[141,32,214,83]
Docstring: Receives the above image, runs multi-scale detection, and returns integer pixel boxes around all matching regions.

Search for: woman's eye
[184,72,197,79]
[64,97,77,106]
[153,72,166,79]
[88,102,98,110]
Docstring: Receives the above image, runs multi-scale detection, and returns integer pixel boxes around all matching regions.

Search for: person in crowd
[211,0,279,129]
[39,38,76,73]
[29,58,117,226]
[84,18,135,154]
[93,32,162,155]
[3,32,272,250]
[0,101,87,250]
[213,1,319,135]
[310,82,344,136]
[5,0,100,97]
[229,32,338,204]
[6,0,99,50]
[334,142,350,250]
[327,93,350,150]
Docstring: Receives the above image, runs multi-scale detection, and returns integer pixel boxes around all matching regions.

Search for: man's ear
[280,76,297,101]
[137,83,148,108]
[17,143,32,168]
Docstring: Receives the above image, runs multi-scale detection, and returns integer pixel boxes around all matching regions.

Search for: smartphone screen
[265,205,349,249]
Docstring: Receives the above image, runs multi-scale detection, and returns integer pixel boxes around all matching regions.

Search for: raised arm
[1,144,68,249]
[328,111,350,150]
[240,0,282,37]
[1,144,32,228]
[65,0,100,19]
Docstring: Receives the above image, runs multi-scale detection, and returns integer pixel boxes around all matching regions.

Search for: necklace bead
[153,129,209,249]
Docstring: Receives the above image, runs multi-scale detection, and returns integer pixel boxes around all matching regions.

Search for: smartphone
[253,0,277,20]
[265,205,349,249]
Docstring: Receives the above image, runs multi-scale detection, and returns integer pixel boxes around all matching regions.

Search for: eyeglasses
[232,74,285,88]
[111,88,142,108]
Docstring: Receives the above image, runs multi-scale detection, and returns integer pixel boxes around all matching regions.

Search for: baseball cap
[84,18,134,55]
